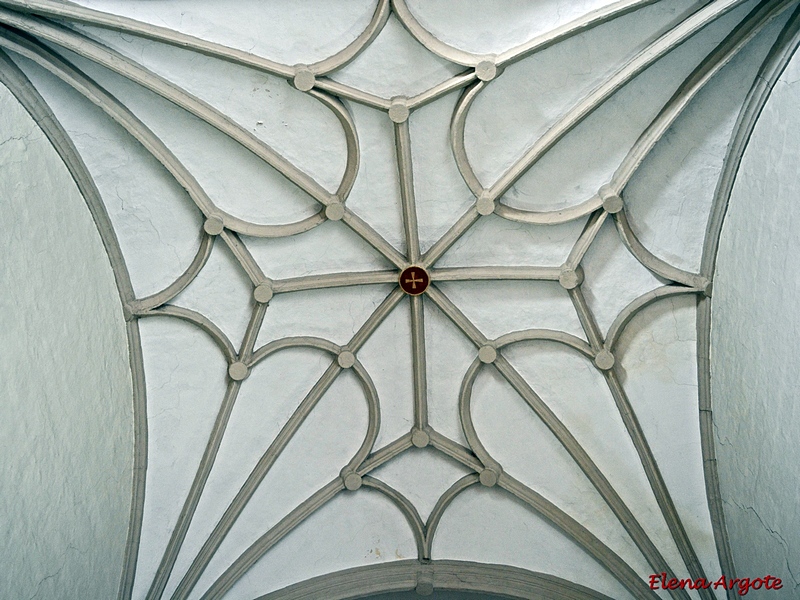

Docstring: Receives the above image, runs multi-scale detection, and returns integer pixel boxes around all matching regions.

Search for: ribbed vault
[1,1,799,599]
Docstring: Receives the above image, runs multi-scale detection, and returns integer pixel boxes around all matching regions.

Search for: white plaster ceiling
[0,79,133,600]
[1,1,799,599]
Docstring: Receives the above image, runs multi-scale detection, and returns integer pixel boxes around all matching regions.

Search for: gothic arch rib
[2,2,799,599]
[0,47,147,600]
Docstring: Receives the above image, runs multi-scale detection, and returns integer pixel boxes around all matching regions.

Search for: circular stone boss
[399,266,430,296]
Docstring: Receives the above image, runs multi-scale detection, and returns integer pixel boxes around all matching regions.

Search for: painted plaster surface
[616,297,721,586]
[71,0,377,67]
[712,49,800,596]
[2,1,799,599]
[625,10,786,273]
[14,55,205,299]
[0,84,132,598]
[433,486,634,600]
[367,592,509,600]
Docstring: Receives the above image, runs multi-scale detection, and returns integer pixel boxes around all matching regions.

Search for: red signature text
[648,573,782,596]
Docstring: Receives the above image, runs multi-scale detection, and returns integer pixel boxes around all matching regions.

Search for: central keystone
[399,266,430,296]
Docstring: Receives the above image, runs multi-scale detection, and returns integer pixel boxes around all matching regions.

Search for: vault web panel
[1,1,797,599]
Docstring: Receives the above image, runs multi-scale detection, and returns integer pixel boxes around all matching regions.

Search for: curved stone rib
[449,79,486,197]
[119,323,148,600]
[493,197,605,226]
[460,354,688,600]
[449,76,607,226]
[342,360,382,474]
[496,0,662,67]
[361,476,426,560]
[199,479,345,600]
[568,282,714,597]
[306,88,360,201]
[457,359,502,475]
[698,4,800,584]
[0,49,145,600]
[0,0,412,113]
[1,15,407,271]
[423,474,480,559]
[145,306,237,364]
[499,473,660,600]
[488,0,749,204]
[612,0,797,191]
[430,286,689,599]
[605,285,702,351]
[367,430,657,598]
[614,209,709,289]
[307,0,391,75]
[392,0,660,68]
[0,0,293,74]
[494,329,595,358]
[390,0,485,67]
[253,559,618,600]
[131,232,214,313]
[385,0,674,122]
[171,362,343,600]
[0,9,336,220]
[0,0,391,77]
[0,28,234,224]
[0,44,136,299]
[702,3,800,278]
[179,355,380,600]
[249,336,340,368]
[144,380,242,600]
[171,285,393,599]
[0,28,305,290]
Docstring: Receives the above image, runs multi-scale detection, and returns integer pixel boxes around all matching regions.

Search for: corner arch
[254,560,614,600]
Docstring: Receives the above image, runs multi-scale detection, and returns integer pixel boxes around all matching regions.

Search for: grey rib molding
[254,560,617,600]
[699,4,800,594]
[2,0,797,598]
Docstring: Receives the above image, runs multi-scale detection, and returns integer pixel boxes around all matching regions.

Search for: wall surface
[2,1,799,599]
[0,83,133,599]
[711,47,800,597]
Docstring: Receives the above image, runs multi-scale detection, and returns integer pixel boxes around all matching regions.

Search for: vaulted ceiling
[2,1,799,599]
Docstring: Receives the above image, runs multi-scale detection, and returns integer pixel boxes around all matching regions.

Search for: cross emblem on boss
[399,266,430,296]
